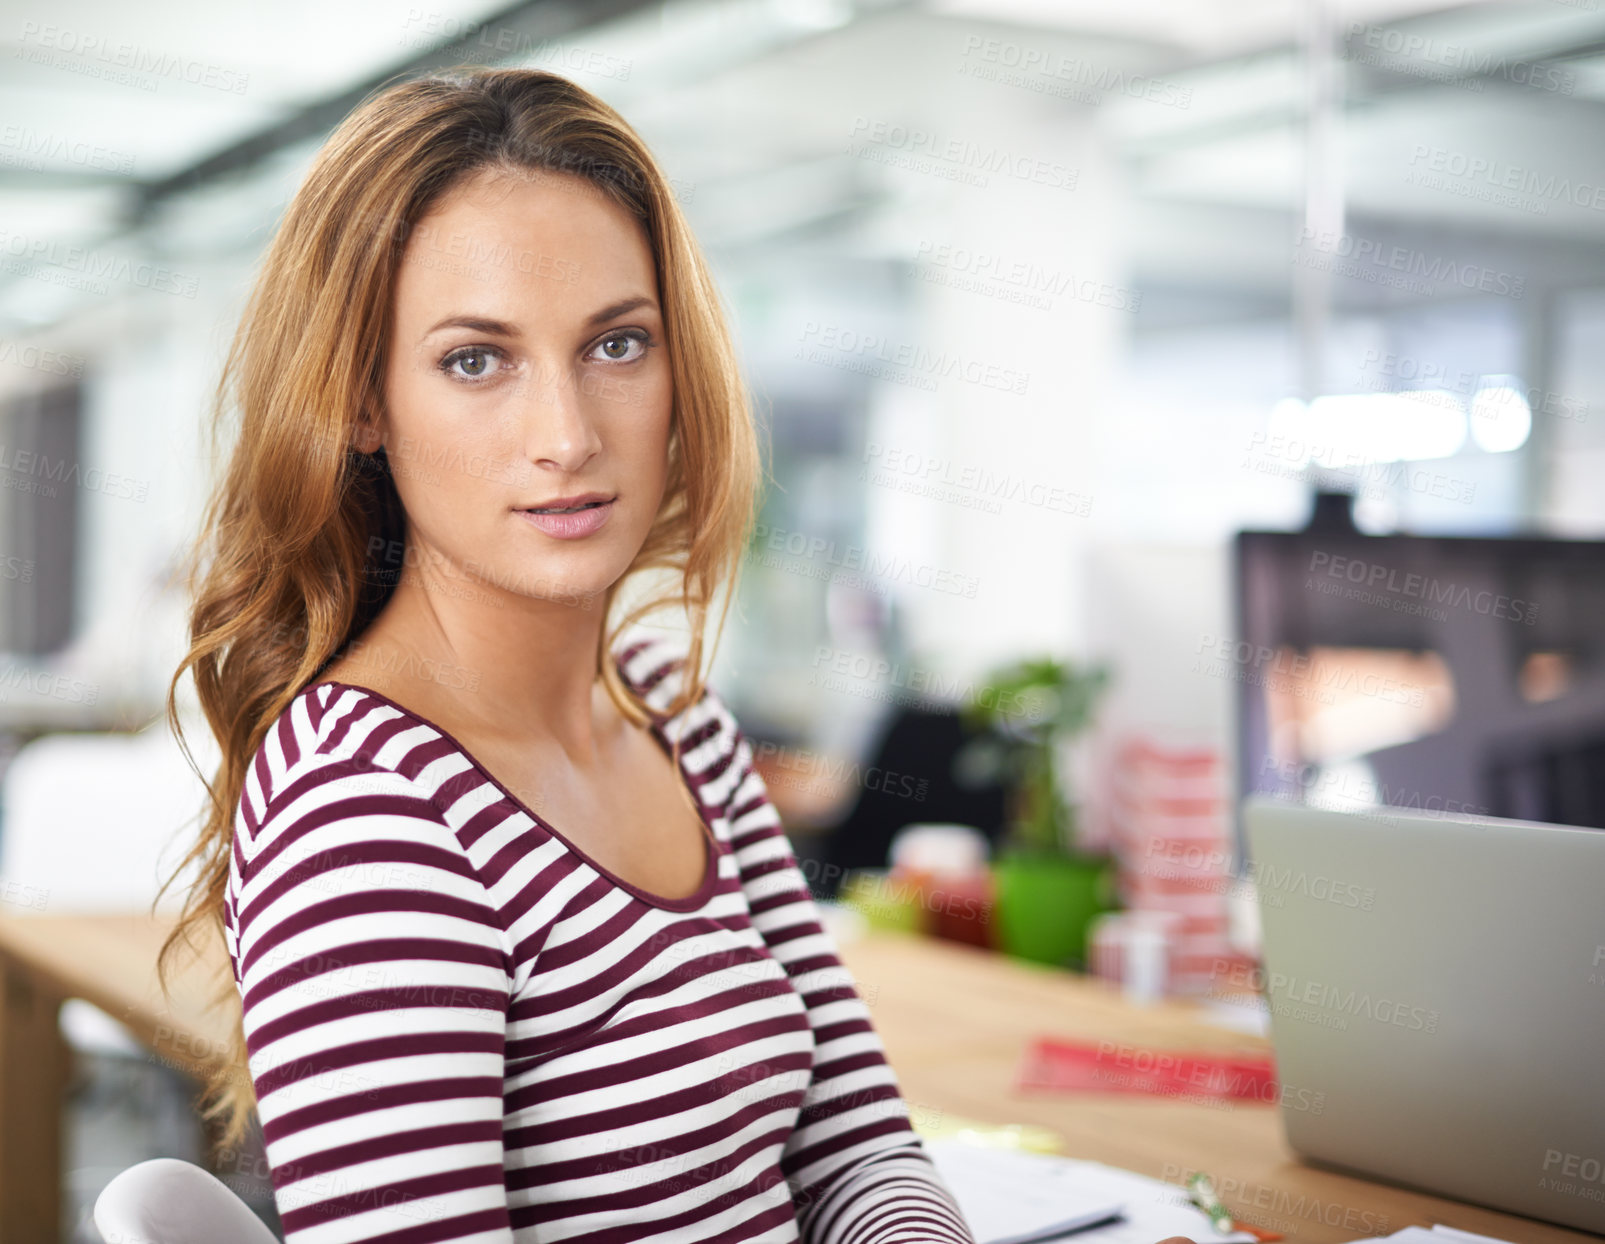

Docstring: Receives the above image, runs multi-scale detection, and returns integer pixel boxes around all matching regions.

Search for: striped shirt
[224,632,977,1244]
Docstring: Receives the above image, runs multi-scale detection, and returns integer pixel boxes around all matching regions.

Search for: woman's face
[362,165,672,611]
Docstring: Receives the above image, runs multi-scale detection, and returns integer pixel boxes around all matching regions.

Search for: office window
[0,382,81,656]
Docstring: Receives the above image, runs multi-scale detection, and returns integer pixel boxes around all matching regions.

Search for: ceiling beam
[123,0,661,228]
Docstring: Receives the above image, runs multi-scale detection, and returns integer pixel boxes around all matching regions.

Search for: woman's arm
[231,755,517,1243]
[700,686,978,1244]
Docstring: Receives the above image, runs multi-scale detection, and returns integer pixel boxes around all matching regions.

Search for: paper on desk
[923,1138,1257,1244]
[1354,1227,1518,1243]
[924,1141,1121,1244]
[1047,1161,1262,1244]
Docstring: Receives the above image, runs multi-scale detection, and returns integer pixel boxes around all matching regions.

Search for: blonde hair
[159,65,765,1150]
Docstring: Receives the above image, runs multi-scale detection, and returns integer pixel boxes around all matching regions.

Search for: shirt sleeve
[706,687,978,1244]
[230,755,516,1244]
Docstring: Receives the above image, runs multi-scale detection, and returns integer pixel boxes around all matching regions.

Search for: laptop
[1242,794,1605,1236]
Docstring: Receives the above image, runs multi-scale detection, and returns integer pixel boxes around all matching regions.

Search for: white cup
[888,823,990,876]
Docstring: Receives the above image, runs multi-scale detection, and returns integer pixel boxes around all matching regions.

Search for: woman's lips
[515,499,615,539]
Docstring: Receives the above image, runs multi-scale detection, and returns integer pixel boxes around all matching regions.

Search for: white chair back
[94,1158,279,1244]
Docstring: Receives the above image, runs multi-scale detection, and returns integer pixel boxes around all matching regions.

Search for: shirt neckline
[305,654,723,913]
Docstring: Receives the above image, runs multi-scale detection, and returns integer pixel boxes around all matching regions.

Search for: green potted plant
[957,655,1116,969]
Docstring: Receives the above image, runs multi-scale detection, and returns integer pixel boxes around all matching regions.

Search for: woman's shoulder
[237,679,445,840]
[613,629,691,699]
[252,678,401,774]
[613,630,742,743]
[233,681,478,902]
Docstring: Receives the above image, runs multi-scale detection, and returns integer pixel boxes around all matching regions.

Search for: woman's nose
[518,360,602,470]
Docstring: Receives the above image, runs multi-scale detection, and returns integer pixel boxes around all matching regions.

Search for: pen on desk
[1186,1172,1235,1235]
[1180,1174,1285,1241]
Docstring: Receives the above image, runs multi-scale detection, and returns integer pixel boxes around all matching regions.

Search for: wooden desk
[839,931,1600,1244]
[0,911,233,1244]
[0,914,1594,1244]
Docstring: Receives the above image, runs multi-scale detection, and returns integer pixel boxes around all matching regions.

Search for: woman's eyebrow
[424,314,518,338]
[422,296,658,341]
[585,294,656,326]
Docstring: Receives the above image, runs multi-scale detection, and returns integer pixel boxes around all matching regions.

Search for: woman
[162,65,980,1242]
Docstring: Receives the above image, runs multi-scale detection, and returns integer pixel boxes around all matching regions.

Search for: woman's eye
[440,347,502,381]
[591,329,652,364]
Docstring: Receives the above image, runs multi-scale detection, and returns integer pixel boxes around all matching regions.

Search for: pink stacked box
[1105,735,1251,995]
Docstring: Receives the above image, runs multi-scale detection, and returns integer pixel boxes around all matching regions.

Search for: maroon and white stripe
[224,633,976,1244]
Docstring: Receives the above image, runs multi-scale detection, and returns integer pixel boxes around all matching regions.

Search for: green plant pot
[991,850,1116,969]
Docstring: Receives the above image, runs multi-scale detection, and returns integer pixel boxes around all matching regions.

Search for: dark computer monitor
[1230,492,1605,861]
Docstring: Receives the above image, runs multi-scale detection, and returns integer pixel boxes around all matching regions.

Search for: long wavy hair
[158,65,765,1151]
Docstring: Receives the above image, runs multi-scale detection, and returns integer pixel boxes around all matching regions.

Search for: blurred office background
[4,0,1605,1236]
